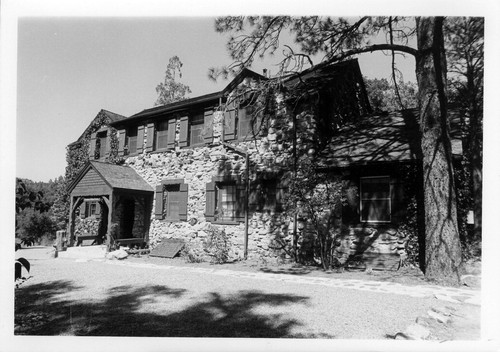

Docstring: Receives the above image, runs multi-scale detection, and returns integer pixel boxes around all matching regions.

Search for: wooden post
[67,196,74,246]
[104,193,113,252]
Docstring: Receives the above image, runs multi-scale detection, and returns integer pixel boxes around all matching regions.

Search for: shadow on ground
[15,280,323,337]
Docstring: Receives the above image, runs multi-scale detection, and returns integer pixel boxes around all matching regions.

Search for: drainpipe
[221,141,250,260]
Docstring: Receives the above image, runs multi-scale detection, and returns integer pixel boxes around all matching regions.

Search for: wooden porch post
[103,193,113,252]
[67,196,74,246]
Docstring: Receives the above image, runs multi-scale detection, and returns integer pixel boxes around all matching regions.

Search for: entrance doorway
[121,198,135,238]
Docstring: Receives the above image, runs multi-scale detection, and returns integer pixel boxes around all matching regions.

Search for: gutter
[221,142,250,260]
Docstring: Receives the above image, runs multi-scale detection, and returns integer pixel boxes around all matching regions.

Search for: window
[249,179,278,212]
[216,183,237,222]
[360,176,391,222]
[205,178,245,223]
[154,180,188,221]
[126,127,138,155]
[238,104,259,140]
[155,120,169,150]
[95,131,107,159]
[163,184,181,220]
[190,110,204,146]
[81,200,100,219]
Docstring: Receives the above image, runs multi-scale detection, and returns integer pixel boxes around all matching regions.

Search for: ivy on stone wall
[52,110,122,230]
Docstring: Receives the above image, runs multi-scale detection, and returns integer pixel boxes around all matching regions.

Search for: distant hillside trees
[16,177,63,246]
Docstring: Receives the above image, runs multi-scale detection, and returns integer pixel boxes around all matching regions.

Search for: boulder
[107,249,129,260]
[404,324,430,340]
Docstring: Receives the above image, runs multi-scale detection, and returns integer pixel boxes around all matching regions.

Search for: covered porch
[67,161,154,251]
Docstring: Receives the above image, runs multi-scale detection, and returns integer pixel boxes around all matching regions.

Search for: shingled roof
[68,109,127,147]
[317,108,463,168]
[67,161,153,194]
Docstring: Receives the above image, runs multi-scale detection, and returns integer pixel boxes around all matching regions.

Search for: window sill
[160,218,183,223]
[211,220,241,225]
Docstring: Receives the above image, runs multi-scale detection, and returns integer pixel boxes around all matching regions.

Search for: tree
[214,16,471,284]
[445,17,483,243]
[155,56,192,106]
[364,77,417,112]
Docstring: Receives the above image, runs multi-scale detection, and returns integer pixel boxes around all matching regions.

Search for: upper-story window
[126,127,138,155]
[96,131,107,159]
[189,110,205,146]
[155,120,169,150]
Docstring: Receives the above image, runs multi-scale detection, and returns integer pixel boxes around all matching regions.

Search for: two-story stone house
[66,59,462,269]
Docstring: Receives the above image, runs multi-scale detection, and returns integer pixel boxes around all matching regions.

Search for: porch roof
[317,108,463,168]
[68,161,153,195]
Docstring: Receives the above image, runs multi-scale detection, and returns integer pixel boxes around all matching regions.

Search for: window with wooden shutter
[360,176,391,223]
[154,180,188,222]
[167,119,176,149]
[179,116,189,147]
[145,122,155,152]
[154,185,164,219]
[89,132,97,159]
[204,108,214,144]
[238,105,262,141]
[190,110,204,146]
[155,120,169,150]
[223,103,237,141]
[137,125,145,153]
[97,131,107,159]
[208,180,246,223]
[205,181,216,222]
[118,129,126,156]
[104,130,111,158]
[126,127,138,155]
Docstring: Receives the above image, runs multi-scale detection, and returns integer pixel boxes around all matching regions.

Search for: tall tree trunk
[415,17,462,284]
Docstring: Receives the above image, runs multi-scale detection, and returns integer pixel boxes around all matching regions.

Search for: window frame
[154,179,188,222]
[96,131,107,160]
[125,126,138,156]
[359,176,392,223]
[189,110,205,147]
[155,120,169,151]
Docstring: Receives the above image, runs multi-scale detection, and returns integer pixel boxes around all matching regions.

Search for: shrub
[180,242,205,263]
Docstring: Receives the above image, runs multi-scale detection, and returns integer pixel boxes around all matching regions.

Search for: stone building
[66,59,463,269]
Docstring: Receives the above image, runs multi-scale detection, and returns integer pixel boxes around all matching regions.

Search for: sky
[14,16,418,182]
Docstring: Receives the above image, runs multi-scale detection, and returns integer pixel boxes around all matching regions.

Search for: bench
[76,234,100,246]
[115,238,146,248]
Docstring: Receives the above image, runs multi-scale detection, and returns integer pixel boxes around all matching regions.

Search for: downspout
[221,141,250,260]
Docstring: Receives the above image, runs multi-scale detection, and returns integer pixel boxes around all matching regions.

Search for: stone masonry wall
[123,94,410,267]
[125,110,296,262]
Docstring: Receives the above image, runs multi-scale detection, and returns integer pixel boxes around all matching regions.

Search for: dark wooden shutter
[80,202,86,219]
[223,103,237,141]
[178,183,189,221]
[137,125,145,153]
[179,115,189,147]
[205,181,216,222]
[89,132,97,159]
[167,119,176,149]
[118,129,126,156]
[235,183,246,222]
[104,131,111,158]
[154,185,164,220]
[204,108,214,144]
[145,123,155,152]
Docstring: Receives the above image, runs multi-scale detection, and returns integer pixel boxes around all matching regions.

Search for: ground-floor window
[154,179,188,221]
[360,176,391,222]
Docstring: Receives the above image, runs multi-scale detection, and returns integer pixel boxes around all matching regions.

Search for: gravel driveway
[14,255,480,340]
